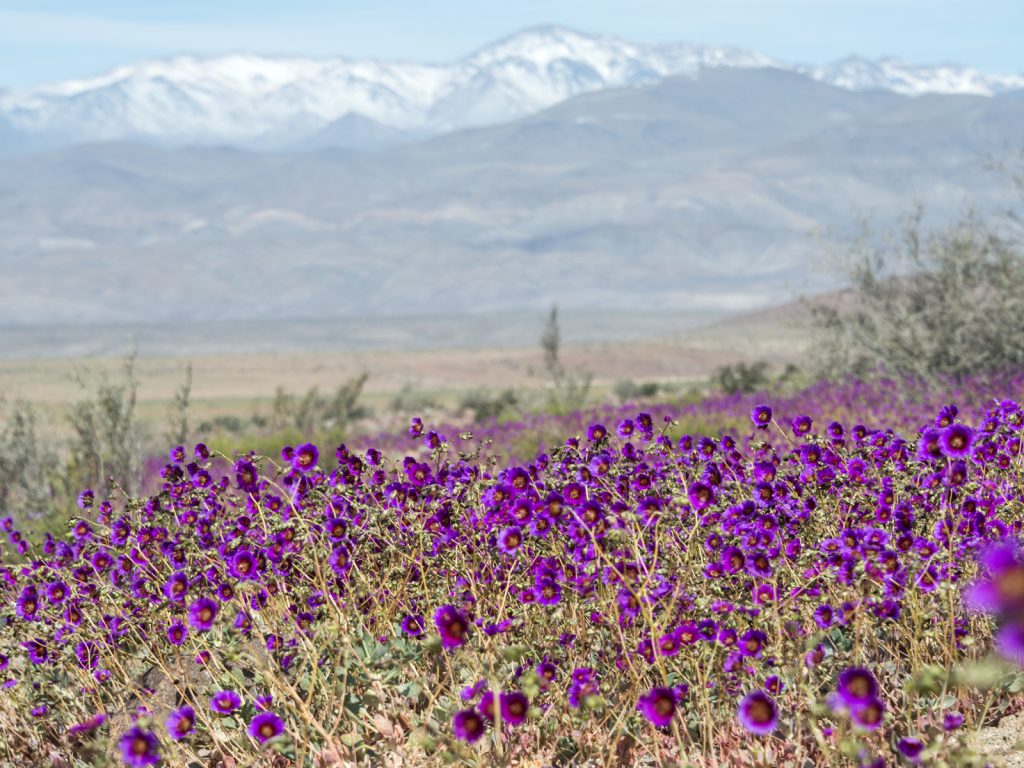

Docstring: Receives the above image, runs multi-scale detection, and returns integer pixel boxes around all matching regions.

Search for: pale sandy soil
[975,712,1024,767]
[0,309,809,412]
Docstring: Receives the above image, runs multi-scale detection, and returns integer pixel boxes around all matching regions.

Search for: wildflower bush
[2,390,1024,767]
[811,208,1024,382]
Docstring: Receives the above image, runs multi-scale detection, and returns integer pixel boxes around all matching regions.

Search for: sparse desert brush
[1,386,1024,767]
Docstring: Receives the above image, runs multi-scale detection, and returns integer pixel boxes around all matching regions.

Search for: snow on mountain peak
[1,27,1020,149]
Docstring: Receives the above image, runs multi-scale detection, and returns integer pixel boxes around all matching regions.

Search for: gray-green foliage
[268,373,370,435]
[811,208,1024,382]
[459,388,520,422]
[613,379,663,402]
[713,361,771,395]
[541,306,592,414]
[67,355,141,498]
[164,362,193,447]
[0,399,68,520]
[712,361,801,395]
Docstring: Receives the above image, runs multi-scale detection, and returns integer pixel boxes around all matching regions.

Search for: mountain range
[2,26,1023,152]
[1,62,1021,330]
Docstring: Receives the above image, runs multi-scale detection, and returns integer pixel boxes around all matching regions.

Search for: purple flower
[234,460,259,493]
[739,629,767,658]
[537,661,557,688]
[162,572,189,603]
[229,549,258,580]
[166,621,188,646]
[210,690,242,715]
[500,692,529,725]
[996,619,1024,666]
[637,687,677,728]
[434,604,470,650]
[166,706,195,741]
[939,423,974,458]
[68,712,107,736]
[964,541,1024,615]
[536,580,561,606]
[23,638,49,664]
[688,482,714,511]
[497,526,523,555]
[737,691,778,735]
[15,587,39,621]
[791,415,812,436]
[751,405,773,429]
[118,726,160,766]
[45,581,68,603]
[813,604,834,628]
[400,614,424,637]
[897,736,926,763]
[835,667,879,708]
[188,597,219,632]
[943,711,964,731]
[849,698,886,731]
[452,708,486,742]
[248,711,285,744]
[292,443,319,473]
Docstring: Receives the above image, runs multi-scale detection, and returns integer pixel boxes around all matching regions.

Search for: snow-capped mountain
[1,25,1021,150]
[801,55,1024,96]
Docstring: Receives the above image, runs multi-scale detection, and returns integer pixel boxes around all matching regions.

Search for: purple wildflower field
[2,375,1024,767]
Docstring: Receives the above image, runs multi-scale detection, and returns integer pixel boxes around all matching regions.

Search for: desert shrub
[390,384,440,414]
[713,360,771,395]
[458,387,520,422]
[0,399,69,521]
[164,363,193,448]
[541,305,592,414]
[66,355,142,499]
[268,373,370,435]
[613,379,661,401]
[811,208,1024,381]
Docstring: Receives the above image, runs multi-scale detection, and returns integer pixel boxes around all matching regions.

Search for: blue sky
[1,0,1021,88]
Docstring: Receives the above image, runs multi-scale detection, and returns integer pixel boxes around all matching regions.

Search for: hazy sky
[1,0,1021,88]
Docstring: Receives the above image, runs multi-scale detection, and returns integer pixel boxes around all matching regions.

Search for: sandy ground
[974,712,1024,767]
[0,307,809,412]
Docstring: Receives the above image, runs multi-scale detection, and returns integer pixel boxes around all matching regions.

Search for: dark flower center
[858,702,883,724]
[748,698,773,724]
[996,567,1024,601]
[847,676,871,698]
[448,619,466,638]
